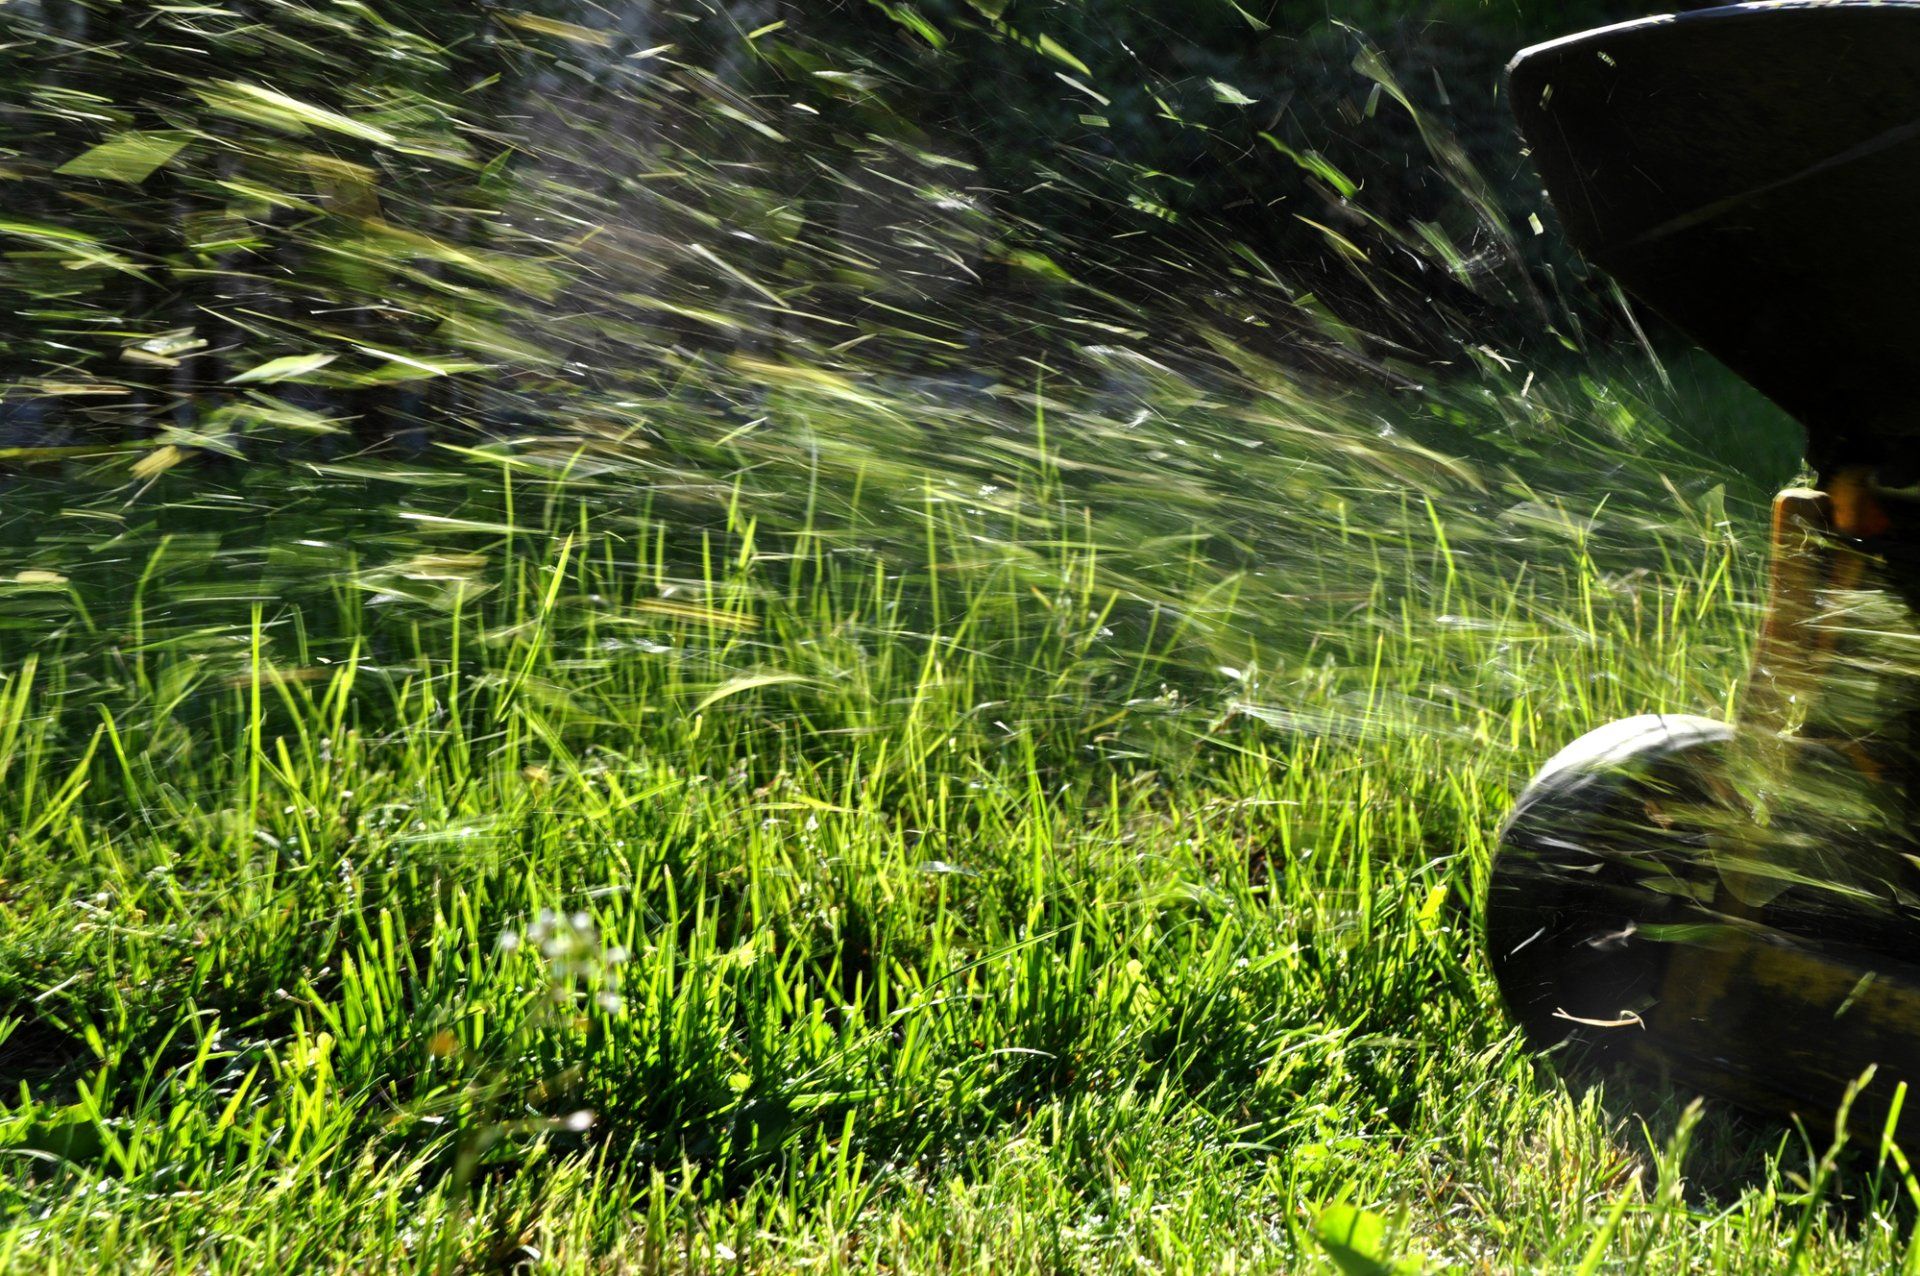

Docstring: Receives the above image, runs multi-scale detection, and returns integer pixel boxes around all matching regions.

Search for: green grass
[3,360,1910,1273]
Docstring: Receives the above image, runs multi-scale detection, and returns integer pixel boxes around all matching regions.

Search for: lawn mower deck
[1490,1,1920,1143]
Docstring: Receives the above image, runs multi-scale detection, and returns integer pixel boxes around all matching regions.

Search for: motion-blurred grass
[8,348,1901,1273]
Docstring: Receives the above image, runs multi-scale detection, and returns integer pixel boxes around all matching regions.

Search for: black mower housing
[1509,1,1920,473]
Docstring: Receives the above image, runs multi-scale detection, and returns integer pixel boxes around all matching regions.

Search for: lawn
[3,351,1906,1273]
[3,0,1909,1267]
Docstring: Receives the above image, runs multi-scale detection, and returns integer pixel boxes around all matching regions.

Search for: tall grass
[1,2,1902,1268]
[5,356,1909,1272]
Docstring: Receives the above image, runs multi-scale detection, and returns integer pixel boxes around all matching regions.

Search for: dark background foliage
[0,0,1717,455]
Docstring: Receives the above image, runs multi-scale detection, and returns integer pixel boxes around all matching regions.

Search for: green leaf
[1035,34,1090,77]
[1002,248,1077,285]
[1226,0,1271,31]
[692,673,814,714]
[0,219,150,277]
[346,349,488,384]
[1210,79,1258,107]
[498,12,614,46]
[227,353,337,385]
[1259,134,1359,199]
[22,1106,113,1166]
[0,218,103,245]
[200,81,400,146]
[868,1,946,48]
[57,132,192,184]
[0,443,142,463]
[1312,1203,1426,1276]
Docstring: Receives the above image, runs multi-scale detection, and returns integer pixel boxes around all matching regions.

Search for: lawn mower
[1487,1,1920,1144]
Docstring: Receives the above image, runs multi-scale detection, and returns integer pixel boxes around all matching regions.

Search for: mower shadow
[1560,1054,1918,1224]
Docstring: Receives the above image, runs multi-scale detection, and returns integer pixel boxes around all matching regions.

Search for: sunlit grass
[5,0,1907,1266]
[4,358,1907,1272]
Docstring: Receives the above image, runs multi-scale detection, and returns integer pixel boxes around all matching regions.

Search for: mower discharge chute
[1490,1,1920,1142]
